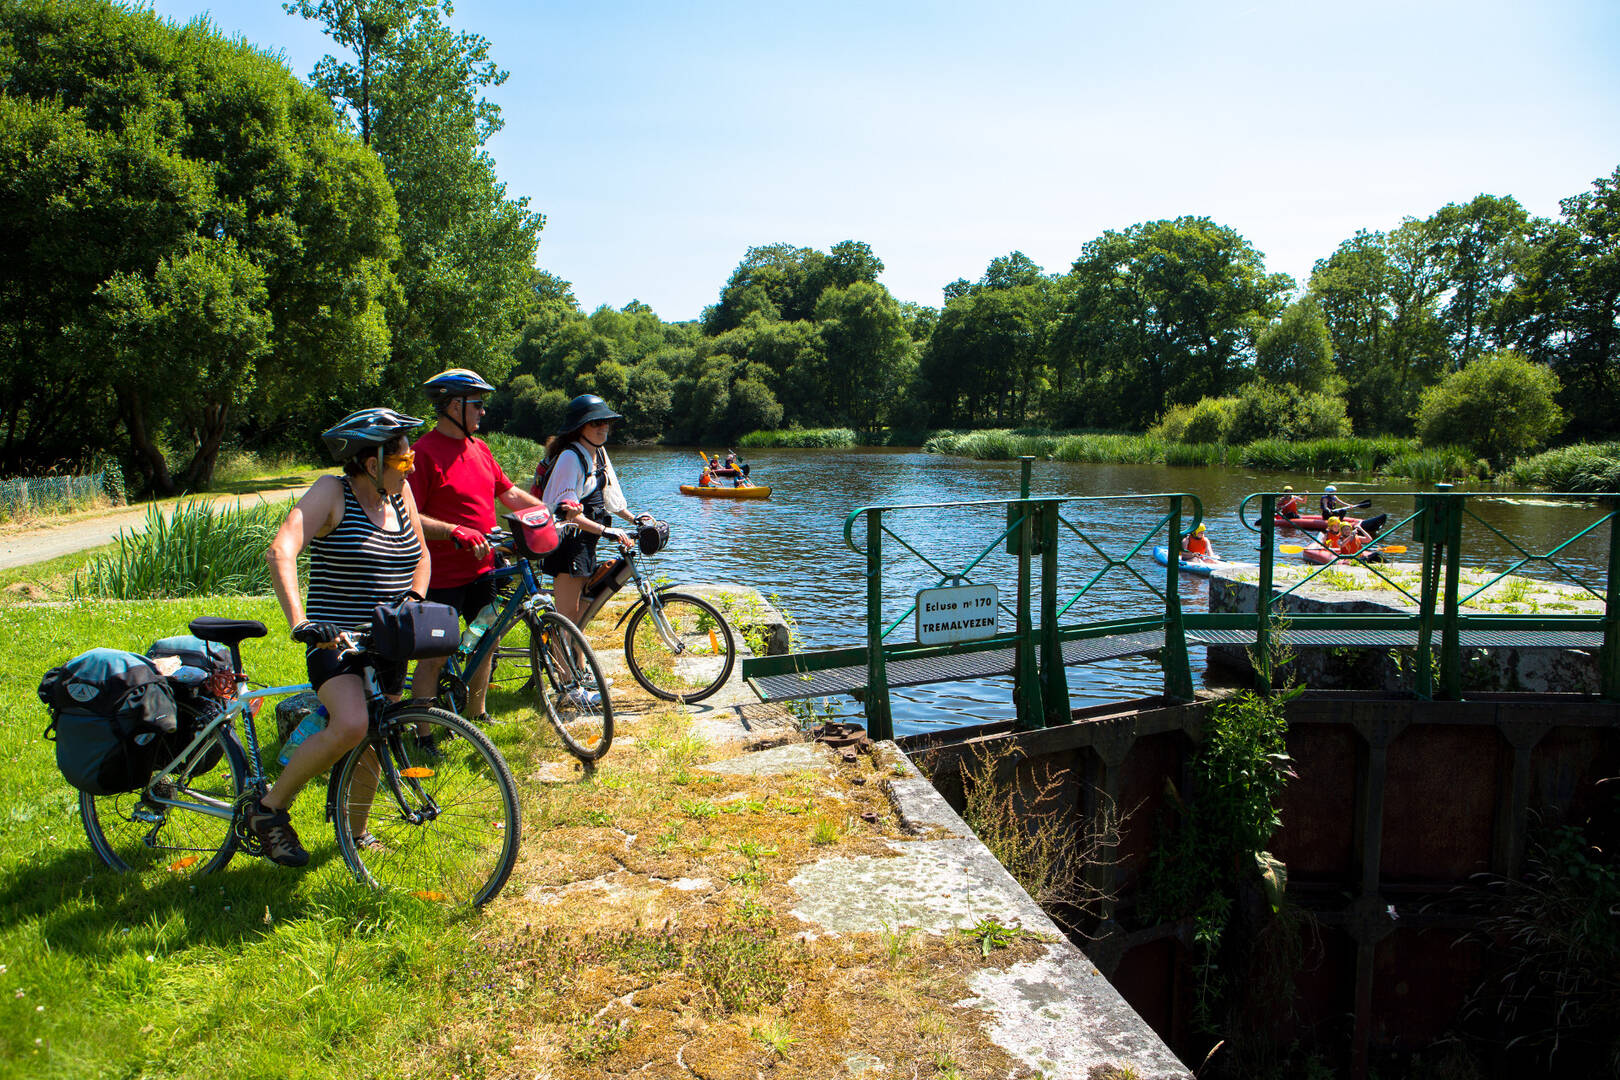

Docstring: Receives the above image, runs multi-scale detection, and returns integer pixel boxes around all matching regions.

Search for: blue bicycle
[433,520,615,762]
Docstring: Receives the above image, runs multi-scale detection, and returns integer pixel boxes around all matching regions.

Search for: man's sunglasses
[460,398,486,411]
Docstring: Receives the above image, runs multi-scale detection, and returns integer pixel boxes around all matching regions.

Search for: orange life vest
[1185,535,1211,556]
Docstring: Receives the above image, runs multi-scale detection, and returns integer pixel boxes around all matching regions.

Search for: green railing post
[1440,487,1464,699]
[1603,499,1619,702]
[1256,493,1276,693]
[1163,496,1194,702]
[1019,455,1033,498]
[1415,488,1442,700]
[864,508,893,741]
[1039,498,1070,725]
[1013,497,1045,729]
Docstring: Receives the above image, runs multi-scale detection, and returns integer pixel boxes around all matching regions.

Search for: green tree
[1424,194,1534,366]
[288,0,544,393]
[1052,218,1291,429]
[0,1,398,487]
[1254,297,1336,393]
[1413,350,1564,466]
[814,281,915,438]
[1500,167,1620,440]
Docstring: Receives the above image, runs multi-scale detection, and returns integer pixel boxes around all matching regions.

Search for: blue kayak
[1153,544,1219,577]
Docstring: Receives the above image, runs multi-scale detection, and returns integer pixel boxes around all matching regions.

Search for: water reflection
[610,447,1611,736]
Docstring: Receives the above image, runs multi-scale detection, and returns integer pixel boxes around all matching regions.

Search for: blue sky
[148,0,1620,322]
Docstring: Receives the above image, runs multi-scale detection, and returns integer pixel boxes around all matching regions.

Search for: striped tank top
[305,479,421,627]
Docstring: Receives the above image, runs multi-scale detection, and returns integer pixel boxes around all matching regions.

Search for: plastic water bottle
[456,603,501,660]
[278,704,328,766]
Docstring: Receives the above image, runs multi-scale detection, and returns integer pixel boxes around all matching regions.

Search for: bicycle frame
[444,551,554,686]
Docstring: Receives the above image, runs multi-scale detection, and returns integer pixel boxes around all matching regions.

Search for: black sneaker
[247,799,309,867]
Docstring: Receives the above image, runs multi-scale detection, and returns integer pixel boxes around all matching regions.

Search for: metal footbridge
[741,461,1619,741]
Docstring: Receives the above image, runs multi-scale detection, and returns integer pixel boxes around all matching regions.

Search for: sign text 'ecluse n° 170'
[914,583,998,645]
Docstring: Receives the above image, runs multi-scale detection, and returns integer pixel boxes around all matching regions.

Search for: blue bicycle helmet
[320,408,424,461]
[423,368,495,404]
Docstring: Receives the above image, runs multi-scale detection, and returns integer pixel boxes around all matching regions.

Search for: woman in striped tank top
[255,408,431,867]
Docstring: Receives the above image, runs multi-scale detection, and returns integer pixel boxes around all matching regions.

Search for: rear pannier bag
[148,635,231,776]
[368,599,460,661]
[37,648,179,795]
[505,505,561,559]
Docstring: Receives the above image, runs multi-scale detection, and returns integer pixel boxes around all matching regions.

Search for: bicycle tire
[80,726,246,876]
[623,591,737,703]
[330,705,519,908]
[526,611,614,761]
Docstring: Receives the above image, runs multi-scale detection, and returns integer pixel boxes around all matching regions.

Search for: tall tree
[1052,218,1290,429]
[1254,297,1336,393]
[1424,194,1534,367]
[288,0,544,397]
[0,1,398,488]
[815,282,915,437]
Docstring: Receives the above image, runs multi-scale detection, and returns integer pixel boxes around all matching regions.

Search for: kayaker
[725,450,738,469]
[1278,485,1305,520]
[1333,517,1382,561]
[1181,523,1218,562]
[698,468,713,487]
[1321,484,1388,538]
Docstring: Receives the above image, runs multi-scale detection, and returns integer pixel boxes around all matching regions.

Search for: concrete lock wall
[902,692,1620,1073]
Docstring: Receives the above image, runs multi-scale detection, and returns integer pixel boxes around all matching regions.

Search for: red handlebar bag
[506,505,561,558]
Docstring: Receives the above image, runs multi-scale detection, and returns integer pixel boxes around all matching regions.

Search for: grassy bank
[923,429,1488,481]
[1508,442,1620,493]
[1,594,1047,1078]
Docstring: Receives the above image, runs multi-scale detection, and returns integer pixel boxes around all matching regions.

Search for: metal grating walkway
[747,625,1604,704]
[749,629,1169,703]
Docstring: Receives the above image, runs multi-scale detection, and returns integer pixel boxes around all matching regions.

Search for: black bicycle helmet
[423,368,495,404]
[556,393,624,434]
[320,408,424,461]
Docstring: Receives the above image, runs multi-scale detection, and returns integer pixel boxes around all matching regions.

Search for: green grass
[0,596,496,1079]
[209,449,326,492]
[736,428,857,449]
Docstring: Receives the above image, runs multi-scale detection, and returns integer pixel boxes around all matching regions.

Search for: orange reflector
[708,628,719,652]
[411,891,446,902]
[401,766,435,779]
[167,855,199,871]
[491,821,504,829]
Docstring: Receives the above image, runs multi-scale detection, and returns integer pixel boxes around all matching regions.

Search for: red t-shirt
[407,429,513,587]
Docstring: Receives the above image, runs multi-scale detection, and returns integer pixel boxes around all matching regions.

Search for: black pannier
[367,598,460,662]
[38,648,179,796]
[148,635,232,776]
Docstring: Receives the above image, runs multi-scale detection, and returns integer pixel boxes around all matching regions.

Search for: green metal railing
[741,465,1619,741]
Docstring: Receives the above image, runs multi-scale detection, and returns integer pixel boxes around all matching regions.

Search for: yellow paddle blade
[1279,545,1305,554]
[401,766,435,779]
[1378,545,1407,554]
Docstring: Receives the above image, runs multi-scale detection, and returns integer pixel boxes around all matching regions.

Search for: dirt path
[0,485,312,571]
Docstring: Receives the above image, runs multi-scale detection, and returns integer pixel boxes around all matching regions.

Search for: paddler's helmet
[1324,484,1338,493]
[1326,517,1342,529]
[1282,485,1293,492]
[1194,523,1206,534]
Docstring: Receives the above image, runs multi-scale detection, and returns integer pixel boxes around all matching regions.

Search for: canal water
[608,447,1611,737]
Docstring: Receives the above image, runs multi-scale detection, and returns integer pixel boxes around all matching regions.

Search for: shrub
[1508,442,1620,493]
[73,500,295,598]
[1152,397,1237,444]
[1414,350,1564,468]
[1226,380,1352,444]
[737,428,856,449]
[481,432,546,485]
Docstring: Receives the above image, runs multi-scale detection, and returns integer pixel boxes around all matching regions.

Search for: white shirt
[541,440,631,523]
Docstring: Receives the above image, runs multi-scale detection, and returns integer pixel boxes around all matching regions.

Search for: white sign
[915,584,999,645]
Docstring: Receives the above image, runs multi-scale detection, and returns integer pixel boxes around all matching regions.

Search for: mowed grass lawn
[0,595,531,1080]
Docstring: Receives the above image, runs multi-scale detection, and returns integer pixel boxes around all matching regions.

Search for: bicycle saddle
[189,617,268,646]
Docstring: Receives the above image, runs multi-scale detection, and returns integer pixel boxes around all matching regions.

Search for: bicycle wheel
[80,727,246,876]
[527,611,614,761]
[331,706,519,908]
[624,591,737,703]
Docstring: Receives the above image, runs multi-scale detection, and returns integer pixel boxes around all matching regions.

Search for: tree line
[3,1,1615,493]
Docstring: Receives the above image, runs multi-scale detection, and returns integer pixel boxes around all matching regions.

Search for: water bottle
[278,704,328,766]
[456,603,501,660]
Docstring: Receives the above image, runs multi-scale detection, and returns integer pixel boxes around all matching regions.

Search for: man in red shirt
[408,368,543,723]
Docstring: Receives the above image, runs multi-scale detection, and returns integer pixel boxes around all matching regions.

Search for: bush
[1152,397,1237,444]
[1508,442,1620,493]
[1225,380,1352,444]
[481,432,546,486]
[1415,351,1564,468]
[737,428,857,449]
[73,500,295,599]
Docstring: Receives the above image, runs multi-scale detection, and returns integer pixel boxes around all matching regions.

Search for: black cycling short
[305,645,406,695]
[426,573,500,624]
[541,530,600,579]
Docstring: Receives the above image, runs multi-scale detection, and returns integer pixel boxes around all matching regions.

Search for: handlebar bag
[368,599,460,661]
[505,505,561,558]
[37,648,178,795]
[636,518,671,556]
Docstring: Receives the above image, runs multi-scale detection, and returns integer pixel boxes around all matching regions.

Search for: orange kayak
[679,484,772,500]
